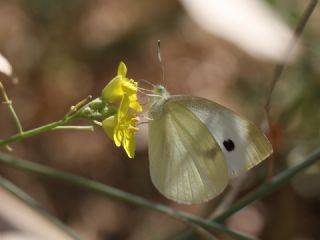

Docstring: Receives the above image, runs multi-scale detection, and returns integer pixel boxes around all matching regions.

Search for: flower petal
[102,116,117,139]
[118,94,130,119]
[102,76,124,102]
[121,79,137,96]
[128,94,142,112]
[101,61,141,158]
[117,61,127,77]
[123,132,136,158]
[114,126,123,147]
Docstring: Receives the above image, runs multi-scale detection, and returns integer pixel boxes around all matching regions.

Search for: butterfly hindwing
[148,100,228,204]
[168,96,273,177]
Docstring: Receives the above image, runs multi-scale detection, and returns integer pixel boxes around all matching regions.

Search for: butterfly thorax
[149,85,170,119]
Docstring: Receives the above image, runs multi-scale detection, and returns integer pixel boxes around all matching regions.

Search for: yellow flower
[102,62,142,112]
[101,62,142,158]
[102,94,139,158]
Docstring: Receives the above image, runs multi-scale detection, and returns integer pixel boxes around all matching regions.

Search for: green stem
[0,81,23,133]
[7,102,23,133]
[265,0,318,112]
[175,148,320,240]
[0,96,116,146]
[0,176,81,240]
[0,117,74,146]
[214,148,320,222]
[265,0,318,177]
[53,125,94,131]
[0,152,256,240]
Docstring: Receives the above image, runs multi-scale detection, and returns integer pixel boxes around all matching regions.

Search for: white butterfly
[148,85,273,204]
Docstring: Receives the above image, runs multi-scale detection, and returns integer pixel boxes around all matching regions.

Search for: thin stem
[265,0,318,178]
[0,176,80,240]
[0,96,115,147]
[0,152,256,240]
[93,120,102,126]
[174,174,248,240]
[3,147,320,239]
[265,0,318,112]
[185,224,218,240]
[214,148,320,223]
[0,118,72,146]
[53,125,94,131]
[0,81,23,133]
[175,148,320,240]
[178,218,219,240]
[174,187,242,240]
[67,95,92,116]
[210,174,248,219]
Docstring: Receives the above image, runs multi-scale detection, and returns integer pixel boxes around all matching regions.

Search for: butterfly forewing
[148,100,228,204]
[169,96,273,177]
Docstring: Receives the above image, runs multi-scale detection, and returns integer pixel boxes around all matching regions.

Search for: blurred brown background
[0,0,320,239]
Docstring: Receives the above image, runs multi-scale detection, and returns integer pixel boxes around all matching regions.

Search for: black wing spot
[223,139,235,152]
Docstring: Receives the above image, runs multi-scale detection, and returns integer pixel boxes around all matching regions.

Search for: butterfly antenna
[138,88,153,95]
[138,79,155,89]
[157,40,165,84]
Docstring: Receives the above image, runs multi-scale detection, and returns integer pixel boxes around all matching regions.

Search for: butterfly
[148,85,273,204]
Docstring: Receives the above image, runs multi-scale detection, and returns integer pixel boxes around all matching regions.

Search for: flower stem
[175,148,320,240]
[214,148,320,223]
[0,96,116,147]
[53,125,94,131]
[0,118,71,146]
[0,81,23,133]
[264,0,318,177]
[265,0,318,112]
[0,152,256,240]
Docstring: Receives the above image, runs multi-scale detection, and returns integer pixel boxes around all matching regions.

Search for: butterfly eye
[153,85,165,94]
[223,139,235,152]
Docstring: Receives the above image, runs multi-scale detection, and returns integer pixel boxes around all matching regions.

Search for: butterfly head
[153,85,170,98]
[150,84,170,103]
[148,85,170,117]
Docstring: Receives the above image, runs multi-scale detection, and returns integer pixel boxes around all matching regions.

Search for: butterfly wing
[148,100,229,204]
[169,96,273,177]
